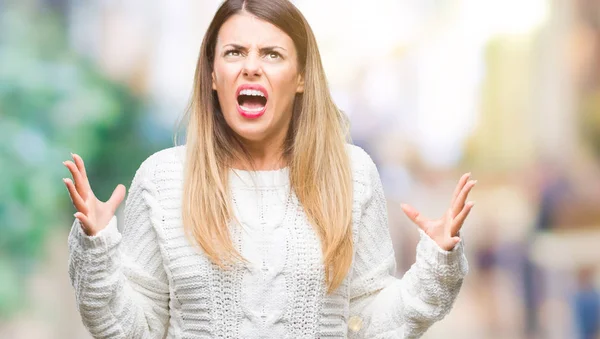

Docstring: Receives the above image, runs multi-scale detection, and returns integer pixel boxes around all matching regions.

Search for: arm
[348,153,469,339]
[68,162,170,339]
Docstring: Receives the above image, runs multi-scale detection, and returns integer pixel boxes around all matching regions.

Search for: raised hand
[400,173,476,251]
[63,153,126,236]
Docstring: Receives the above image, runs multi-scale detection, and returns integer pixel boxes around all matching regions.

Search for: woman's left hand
[400,173,476,251]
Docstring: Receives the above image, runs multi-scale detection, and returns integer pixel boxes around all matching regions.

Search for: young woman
[63,0,474,338]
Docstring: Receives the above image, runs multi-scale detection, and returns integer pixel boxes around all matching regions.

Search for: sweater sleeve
[348,151,468,339]
[68,161,170,339]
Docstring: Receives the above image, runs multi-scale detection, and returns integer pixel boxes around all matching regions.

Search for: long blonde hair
[175,0,353,294]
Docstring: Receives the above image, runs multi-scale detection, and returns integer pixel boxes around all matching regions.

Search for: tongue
[239,95,265,109]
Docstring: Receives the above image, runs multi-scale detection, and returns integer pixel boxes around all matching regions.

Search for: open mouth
[237,88,268,114]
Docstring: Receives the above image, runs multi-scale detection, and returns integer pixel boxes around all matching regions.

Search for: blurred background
[1,0,599,338]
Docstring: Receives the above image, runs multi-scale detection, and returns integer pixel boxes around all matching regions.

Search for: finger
[63,160,88,200]
[451,201,475,236]
[452,179,477,217]
[107,184,126,213]
[442,209,462,249]
[63,178,88,215]
[449,236,461,249]
[74,212,94,235]
[401,203,428,231]
[450,172,471,206]
[72,153,91,194]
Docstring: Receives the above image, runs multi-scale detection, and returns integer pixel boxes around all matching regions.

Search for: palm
[63,153,125,236]
[87,193,116,232]
[419,217,458,251]
[401,173,476,251]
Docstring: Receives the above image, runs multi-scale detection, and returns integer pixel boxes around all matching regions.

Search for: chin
[225,104,265,132]
[237,131,267,143]
[230,120,271,143]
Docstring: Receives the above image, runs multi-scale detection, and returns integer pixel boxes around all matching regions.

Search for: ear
[212,71,217,90]
[296,73,304,93]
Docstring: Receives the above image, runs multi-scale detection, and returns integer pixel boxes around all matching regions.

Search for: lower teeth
[240,106,264,112]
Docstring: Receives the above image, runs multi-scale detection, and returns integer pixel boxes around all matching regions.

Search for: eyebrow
[222,43,287,53]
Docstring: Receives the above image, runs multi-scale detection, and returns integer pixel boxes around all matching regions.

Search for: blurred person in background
[572,267,600,339]
[524,160,570,337]
[62,0,475,338]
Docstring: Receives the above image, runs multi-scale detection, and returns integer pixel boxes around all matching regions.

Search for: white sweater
[68,144,468,339]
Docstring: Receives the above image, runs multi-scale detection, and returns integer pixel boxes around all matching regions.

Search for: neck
[233,137,288,171]
[231,111,293,171]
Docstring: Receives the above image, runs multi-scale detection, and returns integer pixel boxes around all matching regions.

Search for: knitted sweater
[68,144,468,339]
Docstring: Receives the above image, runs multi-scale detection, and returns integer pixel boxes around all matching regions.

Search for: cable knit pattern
[68,144,468,339]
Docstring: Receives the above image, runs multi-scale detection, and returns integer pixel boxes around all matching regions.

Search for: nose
[242,53,262,78]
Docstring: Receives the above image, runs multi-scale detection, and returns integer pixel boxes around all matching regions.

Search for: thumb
[401,203,426,231]
[107,184,126,212]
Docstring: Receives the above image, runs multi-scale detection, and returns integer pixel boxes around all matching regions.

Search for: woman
[64,0,474,338]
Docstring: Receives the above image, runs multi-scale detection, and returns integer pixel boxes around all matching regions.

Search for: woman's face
[212,12,304,145]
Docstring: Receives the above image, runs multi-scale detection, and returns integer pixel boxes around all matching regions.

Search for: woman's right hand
[63,153,126,236]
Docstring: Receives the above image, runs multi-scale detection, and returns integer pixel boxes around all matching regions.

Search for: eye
[224,49,241,57]
[266,51,281,59]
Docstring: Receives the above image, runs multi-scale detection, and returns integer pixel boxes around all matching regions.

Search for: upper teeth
[239,89,266,97]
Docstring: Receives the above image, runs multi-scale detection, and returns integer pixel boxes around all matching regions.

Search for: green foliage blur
[0,4,171,318]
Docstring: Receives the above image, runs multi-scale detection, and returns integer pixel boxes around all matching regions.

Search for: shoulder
[135,145,186,183]
[345,143,377,183]
[345,143,382,203]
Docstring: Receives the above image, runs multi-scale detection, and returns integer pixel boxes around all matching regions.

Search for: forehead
[216,12,293,47]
